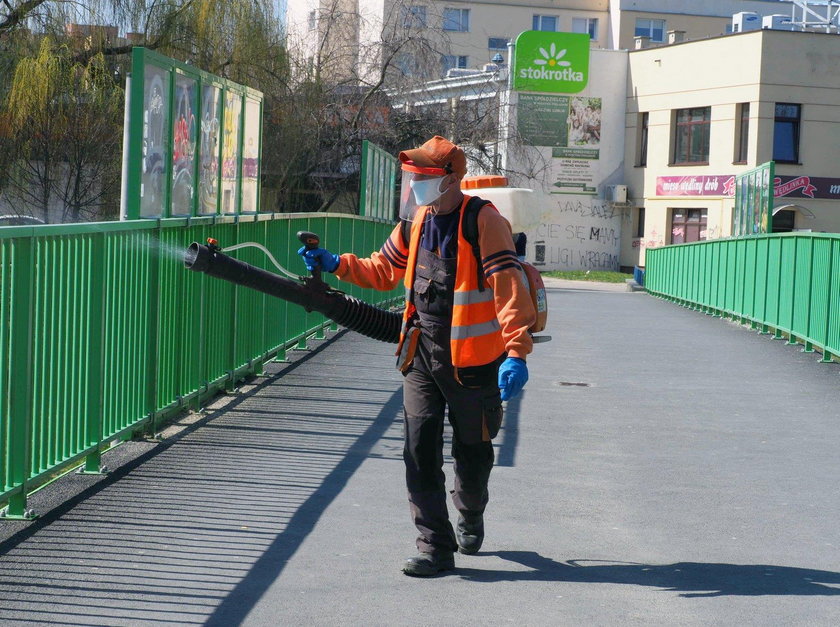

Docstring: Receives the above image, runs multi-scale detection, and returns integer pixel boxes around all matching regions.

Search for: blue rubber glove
[297,246,340,273]
[498,357,528,401]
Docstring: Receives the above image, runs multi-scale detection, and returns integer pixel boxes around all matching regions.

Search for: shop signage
[656,174,840,199]
[513,31,590,93]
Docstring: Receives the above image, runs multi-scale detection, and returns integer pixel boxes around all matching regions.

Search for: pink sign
[656,175,735,197]
[656,174,840,199]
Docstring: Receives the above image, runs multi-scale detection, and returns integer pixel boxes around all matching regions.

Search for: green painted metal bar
[0,214,401,517]
[4,237,36,518]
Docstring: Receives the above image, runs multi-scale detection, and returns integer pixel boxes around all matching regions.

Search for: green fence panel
[808,238,832,349]
[742,238,756,322]
[360,140,398,222]
[827,240,840,357]
[753,238,769,326]
[647,232,840,365]
[777,238,796,333]
[0,214,402,517]
[792,239,813,341]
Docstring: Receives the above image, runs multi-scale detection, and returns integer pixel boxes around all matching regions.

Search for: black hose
[184,243,402,344]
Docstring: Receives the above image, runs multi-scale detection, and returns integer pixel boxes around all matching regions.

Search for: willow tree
[5,38,122,221]
[0,1,288,220]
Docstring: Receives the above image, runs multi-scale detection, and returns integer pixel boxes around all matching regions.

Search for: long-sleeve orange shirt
[335,199,536,360]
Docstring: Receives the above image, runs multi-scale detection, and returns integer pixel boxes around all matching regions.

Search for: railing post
[786,237,799,345]
[820,239,836,363]
[147,229,163,432]
[800,237,815,353]
[81,234,108,474]
[5,237,36,519]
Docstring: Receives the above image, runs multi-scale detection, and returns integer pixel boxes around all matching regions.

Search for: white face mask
[409,176,447,207]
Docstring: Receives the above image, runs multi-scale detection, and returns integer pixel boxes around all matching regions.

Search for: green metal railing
[0,214,401,519]
[646,233,840,361]
[360,140,397,221]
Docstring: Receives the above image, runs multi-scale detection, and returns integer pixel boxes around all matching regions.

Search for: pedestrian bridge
[1,279,839,626]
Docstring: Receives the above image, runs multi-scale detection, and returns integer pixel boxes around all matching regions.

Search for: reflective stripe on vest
[451,318,501,340]
[399,198,506,368]
[452,288,494,306]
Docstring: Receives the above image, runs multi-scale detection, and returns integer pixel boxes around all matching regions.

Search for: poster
[140,66,169,217]
[171,74,197,216]
[517,94,602,195]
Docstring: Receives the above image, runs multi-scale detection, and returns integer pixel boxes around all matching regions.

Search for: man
[299,136,536,576]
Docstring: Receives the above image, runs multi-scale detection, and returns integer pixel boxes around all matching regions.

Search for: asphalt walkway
[1,281,839,626]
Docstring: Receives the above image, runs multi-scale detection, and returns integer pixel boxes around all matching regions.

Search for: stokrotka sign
[513,31,590,94]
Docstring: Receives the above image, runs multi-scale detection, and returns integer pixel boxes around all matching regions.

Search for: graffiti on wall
[171,75,197,215]
[527,198,621,270]
[141,68,168,217]
[221,92,241,213]
[199,85,222,213]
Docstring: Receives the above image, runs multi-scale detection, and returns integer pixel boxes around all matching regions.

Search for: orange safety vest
[399,197,506,368]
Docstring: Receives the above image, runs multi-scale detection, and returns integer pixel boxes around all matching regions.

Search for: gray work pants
[401,316,504,555]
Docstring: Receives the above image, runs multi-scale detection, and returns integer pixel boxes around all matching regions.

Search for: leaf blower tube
[184,242,401,344]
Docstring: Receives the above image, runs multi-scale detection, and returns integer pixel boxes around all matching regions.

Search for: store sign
[513,31,590,93]
[656,175,735,197]
[656,175,840,199]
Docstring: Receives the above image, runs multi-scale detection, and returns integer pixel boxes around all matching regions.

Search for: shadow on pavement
[457,551,840,597]
[0,333,406,627]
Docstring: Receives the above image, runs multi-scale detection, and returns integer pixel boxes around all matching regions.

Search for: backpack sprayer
[183,232,402,344]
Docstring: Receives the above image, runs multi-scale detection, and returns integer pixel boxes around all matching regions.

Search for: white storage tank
[460,175,539,232]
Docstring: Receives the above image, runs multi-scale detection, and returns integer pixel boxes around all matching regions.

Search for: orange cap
[399,136,468,179]
[461,175,509,190]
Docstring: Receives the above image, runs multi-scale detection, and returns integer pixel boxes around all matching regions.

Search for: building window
[638,112,649,166]
[572,17,598,39]
[635,207,646,238]
[308,10,317,30]
[488,37,510,50]
[774,103,801,163]
[442,55,468,74]
[673,107,711,165]
[736,103,750,163]
[671,209,707,244]
[532,15,558,32]
[635,18,665,42]
[443,8,470,32]
[403,5,427,28]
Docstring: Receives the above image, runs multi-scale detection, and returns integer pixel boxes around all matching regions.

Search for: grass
[543,270,633,283]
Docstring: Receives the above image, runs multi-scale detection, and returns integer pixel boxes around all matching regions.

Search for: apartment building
[285,0,798,82]
[623,28,840,269]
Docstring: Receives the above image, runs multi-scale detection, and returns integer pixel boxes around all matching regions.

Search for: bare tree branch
[0,0,48,34]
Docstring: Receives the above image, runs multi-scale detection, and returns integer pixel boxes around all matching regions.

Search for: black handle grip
[296,231,323,283]
[297,231,320,250]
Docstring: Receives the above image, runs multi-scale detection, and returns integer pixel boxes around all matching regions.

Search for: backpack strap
[462,196,492,292]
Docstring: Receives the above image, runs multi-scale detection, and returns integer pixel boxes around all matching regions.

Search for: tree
[4,38,122,222]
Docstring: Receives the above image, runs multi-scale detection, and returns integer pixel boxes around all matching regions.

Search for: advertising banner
[517,93,602,194]
[734,162,774,236]
[513,31,590,94]
[656,174,840,200]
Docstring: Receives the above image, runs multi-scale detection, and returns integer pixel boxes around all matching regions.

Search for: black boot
[456,514,484,555]
[402,552,455,577]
